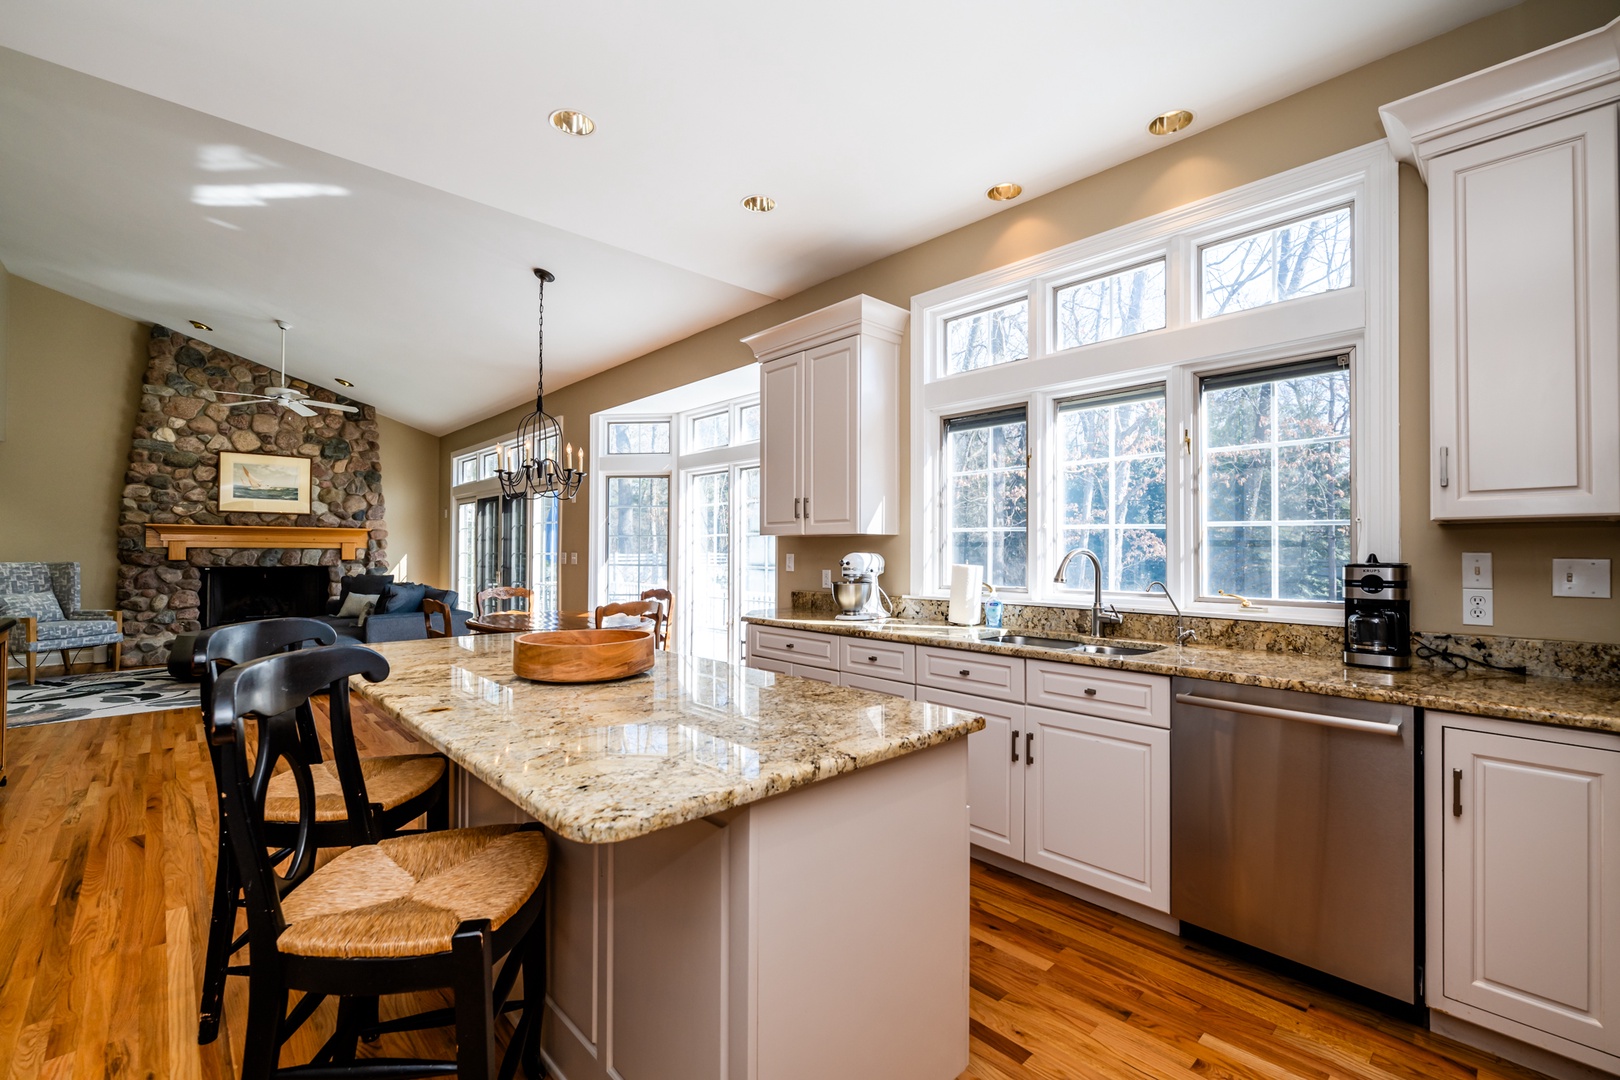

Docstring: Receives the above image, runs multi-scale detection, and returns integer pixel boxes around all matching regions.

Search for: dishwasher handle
[1174,692,1404,735]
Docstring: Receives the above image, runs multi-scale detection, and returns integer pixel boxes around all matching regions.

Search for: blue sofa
[314,574,473,645]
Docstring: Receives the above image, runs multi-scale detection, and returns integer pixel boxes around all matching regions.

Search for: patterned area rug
[6,668,199,727]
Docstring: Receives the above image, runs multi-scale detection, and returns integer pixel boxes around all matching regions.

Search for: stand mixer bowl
[831,580,873,615]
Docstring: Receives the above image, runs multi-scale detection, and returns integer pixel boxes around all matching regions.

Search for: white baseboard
[971,847,1181,935]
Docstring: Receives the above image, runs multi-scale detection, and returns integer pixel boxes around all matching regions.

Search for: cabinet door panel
[760,356,803,534]
[1025,706,1168,912]
[1443,727,1620,1054]
[1430,106,1620,518]
[803,339,859,533]
[918,685,1024,861]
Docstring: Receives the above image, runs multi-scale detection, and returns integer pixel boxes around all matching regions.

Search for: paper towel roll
[948,563,984,625]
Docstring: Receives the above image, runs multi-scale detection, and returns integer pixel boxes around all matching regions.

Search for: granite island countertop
[745,609,1620,735]
[352,634,985,844]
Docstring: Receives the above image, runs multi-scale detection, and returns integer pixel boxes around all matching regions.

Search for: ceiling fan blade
[287,401,319,418]
[305,400,359,413]
[225,398,269,409]
[213,390,266,399]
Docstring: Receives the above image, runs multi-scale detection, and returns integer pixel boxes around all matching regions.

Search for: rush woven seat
[278,824,549,959]
[264,754,447,824]
[210,644,549,1079]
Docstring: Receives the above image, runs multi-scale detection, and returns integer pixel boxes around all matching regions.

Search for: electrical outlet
[570,551,577,565]
[822,569,833,588]
[784,554,794,572]
[1462,552,1493,589]
[1463,588,1493,626]
[1552,558,1612,598]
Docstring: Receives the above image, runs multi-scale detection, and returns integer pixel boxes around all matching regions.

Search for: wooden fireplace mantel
[144,524,372,561]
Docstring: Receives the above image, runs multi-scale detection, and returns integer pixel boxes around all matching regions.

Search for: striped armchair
[0,562,124,685]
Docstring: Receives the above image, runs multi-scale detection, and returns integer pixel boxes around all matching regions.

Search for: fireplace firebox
[200,566,333,628]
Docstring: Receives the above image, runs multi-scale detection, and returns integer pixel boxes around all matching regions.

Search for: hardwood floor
[0,699,1552,1080]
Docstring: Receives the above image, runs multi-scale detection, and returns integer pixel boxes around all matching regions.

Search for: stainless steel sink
[976,632,1160,656]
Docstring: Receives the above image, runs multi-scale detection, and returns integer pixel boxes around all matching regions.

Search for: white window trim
[449,422,568,608]
[910,142,1400,626]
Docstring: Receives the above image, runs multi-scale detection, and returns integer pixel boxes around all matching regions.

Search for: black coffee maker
[1343,556,1411,669]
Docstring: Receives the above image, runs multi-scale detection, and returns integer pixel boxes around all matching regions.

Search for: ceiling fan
[215,320,357,418]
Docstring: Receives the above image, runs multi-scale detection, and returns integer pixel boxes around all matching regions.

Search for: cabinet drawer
[748,654,792,676]
[917,646,1024,698]
[840,671,914,699]
[746,625,838,670]
[1026,660,1168,729]
[839,638,916,681]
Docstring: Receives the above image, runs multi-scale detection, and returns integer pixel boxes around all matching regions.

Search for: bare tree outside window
[1056,261,1167,350]
[1201,207,1352,316]
[1201,360,1351,602]
[945,299,1029,374]
[944,410,1028,588]
[1055,390,1166,592]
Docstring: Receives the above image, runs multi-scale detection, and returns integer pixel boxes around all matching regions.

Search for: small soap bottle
[984,596,1004,629]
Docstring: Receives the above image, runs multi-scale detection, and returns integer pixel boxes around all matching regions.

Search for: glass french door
[456,494,533,612]
[683,465,774,664]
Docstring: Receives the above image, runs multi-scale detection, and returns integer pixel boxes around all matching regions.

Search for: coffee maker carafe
[1342,556,1411,669]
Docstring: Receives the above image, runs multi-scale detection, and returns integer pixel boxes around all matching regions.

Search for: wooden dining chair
[595,600,667,648]
[639,587,673,649]
[208,644,548,1079]
[194,618,449,1045]
[477,585,533,617]
[422,596,453,638]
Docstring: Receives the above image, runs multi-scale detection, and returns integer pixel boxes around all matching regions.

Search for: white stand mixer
[832,552,893,621]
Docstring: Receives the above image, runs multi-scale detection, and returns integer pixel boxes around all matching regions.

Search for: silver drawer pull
[1174,692,1402,735]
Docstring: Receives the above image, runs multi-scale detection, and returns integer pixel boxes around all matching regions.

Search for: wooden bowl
[512,628,655,683]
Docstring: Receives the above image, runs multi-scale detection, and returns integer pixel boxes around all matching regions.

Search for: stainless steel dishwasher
[1171,676,1419,1004]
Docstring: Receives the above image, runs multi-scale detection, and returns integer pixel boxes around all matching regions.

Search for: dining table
[463,609,596,634]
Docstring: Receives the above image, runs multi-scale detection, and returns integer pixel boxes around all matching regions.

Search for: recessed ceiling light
[334,378,355,388]
[741,194,777,213]
[549,109,596,136]
[986,183,1023,202]
[1148,109,1195,136]
[189,320,213,331]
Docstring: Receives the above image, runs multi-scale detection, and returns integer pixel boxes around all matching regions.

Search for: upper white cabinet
[1427,712,1620,1073]
[743,296,907,535]
[1382,19,1620,520]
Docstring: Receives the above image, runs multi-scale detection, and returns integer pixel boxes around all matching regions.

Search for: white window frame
[449,423,567,611]
[910,143,1400,625]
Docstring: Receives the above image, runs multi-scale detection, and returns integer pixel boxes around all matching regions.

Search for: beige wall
[0,272,446,616]
[377,414,444,587]
[439,0,1620,643]
[0,273,148,610]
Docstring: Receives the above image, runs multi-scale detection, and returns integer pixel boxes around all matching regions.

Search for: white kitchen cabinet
[1427,711,1620,1073]
[917,684,1025,861]
[1024,705,1169,913]
[1382,24,1620,520]
[743,296,908,536]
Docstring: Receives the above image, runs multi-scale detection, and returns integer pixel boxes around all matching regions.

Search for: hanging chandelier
[498,267,585,500]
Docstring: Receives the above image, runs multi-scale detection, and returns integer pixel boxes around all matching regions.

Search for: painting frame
[218,452,312,513]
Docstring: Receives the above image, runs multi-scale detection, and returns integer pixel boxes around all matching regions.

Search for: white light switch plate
[1462,552,1493,589]
[822,569,833,587]
[784,554,794,572]
[1552,558,1611,598]
[1463,589,1493,626]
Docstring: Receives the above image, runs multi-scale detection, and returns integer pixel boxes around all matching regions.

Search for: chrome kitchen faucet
[1053,548,1123,636]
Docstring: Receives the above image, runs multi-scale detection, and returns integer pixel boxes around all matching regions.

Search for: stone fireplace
[117,325,389,666]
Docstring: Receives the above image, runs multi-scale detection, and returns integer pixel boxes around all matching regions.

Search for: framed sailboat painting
[218,452,313,513]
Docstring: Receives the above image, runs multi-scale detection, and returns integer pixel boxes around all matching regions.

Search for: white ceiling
[0,0,1514,434]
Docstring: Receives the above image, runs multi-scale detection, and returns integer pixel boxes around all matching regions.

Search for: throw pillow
[337,590,380,626]
[378,582,427,615]
[0,590,66,622]
[338,573,394,606]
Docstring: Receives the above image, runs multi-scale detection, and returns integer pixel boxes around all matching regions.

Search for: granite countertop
[352,635,984,844]
[744,610,1620,735]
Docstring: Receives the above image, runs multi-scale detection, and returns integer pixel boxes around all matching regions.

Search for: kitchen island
[355,635,985,1080]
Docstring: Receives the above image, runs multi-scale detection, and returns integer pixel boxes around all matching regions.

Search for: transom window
[605,421,670,455]
[944,298,1028,375]
[1054,260,1167,351]
[1201,205,1352,317]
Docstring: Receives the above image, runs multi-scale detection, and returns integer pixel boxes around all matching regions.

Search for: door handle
[1011,729,1020,763]
[1439,446,1449,489]
[1452,768,1462,817]
[1025,731,1034,765]
[803,497,809,518]
[1174,692,1403,735]
[794,497,801,520]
